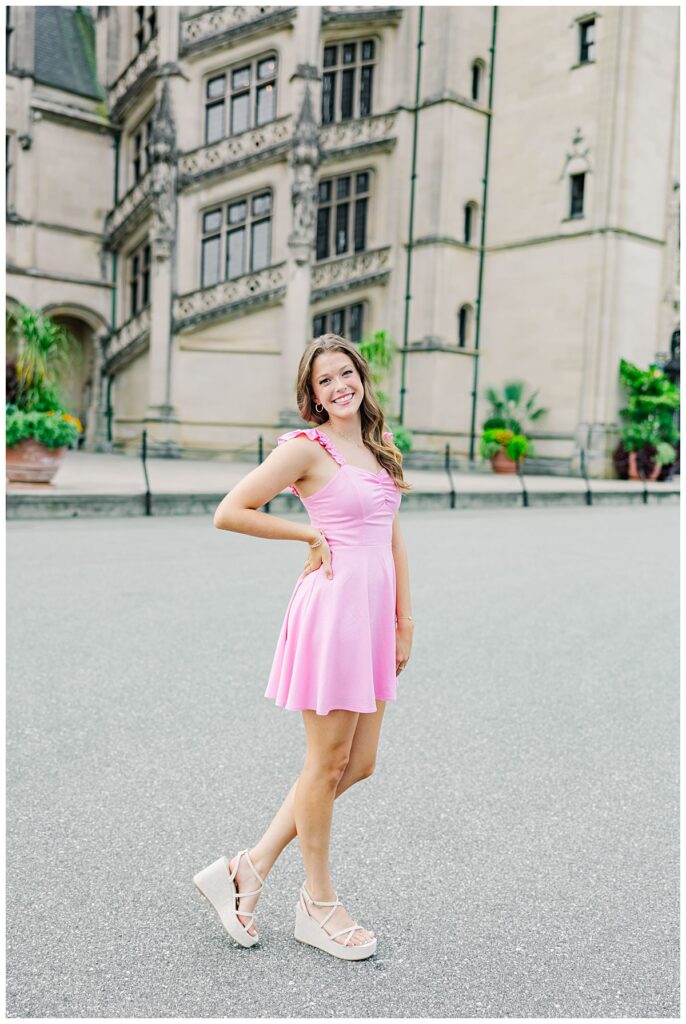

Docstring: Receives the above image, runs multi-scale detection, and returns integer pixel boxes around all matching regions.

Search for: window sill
[570,60,596,70]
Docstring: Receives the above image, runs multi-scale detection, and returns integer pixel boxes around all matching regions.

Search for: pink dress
[264,427,402,716]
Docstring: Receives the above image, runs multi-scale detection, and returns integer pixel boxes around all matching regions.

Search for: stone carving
[106,307,151,364]
[109,36,159,110]
[173,262,287,327]
[149,80,177,261]
[319,112,397,156]
[105,170,152,241]
[178,116,293,185]
[180,7,287,50]
[288,83,320,253]
[311,246,391,298]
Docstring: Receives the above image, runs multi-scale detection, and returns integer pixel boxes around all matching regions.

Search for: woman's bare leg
[231,701,386,938]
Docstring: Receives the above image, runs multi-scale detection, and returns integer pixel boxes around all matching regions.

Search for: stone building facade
[6,5,680,473]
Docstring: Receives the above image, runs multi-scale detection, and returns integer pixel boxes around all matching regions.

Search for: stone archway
[40,304,110,451]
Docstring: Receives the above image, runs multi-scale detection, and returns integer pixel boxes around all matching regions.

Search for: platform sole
[293,903,377,960]
[193,856,258,948]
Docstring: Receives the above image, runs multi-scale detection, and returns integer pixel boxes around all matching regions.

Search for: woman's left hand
[395,620,414,676]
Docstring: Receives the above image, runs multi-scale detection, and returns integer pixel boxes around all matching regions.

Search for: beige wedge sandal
[193,849,265,948]
[293,882,377,960]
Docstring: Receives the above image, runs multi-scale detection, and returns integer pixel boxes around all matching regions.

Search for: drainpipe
[468,6,498,464]
[111,130,120,330]
[399,5,424,425]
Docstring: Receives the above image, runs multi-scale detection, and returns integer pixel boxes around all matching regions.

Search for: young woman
[193,334,414,961]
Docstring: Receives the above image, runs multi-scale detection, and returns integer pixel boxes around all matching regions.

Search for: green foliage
[7,304,82,413]
[482,380,548,435]
[617,358,680,459]
[6,406,82,449]
[479,427,533,461]
[359,328,412,453]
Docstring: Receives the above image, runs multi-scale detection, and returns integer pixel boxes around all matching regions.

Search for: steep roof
[34,6,102,100]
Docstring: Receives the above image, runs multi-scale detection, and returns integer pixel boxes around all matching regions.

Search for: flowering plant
[6,406,83,449]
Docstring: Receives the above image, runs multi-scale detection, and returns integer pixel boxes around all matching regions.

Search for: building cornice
[7,264,113,289]
[30,97,113,134]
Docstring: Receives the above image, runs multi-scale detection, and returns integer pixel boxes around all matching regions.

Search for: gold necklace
[326,423,367,451]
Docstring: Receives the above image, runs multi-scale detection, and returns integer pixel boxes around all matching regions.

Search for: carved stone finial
[149,79,176,162]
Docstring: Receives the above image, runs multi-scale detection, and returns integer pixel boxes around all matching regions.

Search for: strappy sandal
[294,882,377,960]
[193,849,265,948]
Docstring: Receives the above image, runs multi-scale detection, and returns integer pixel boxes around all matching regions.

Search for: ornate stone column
[143,77,180,455]
[88,329,113,452]
[279,81,320,425]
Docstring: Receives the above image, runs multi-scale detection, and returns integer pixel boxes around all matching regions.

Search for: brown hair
[293,333,412,493]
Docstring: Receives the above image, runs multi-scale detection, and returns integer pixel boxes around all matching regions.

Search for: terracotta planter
[6,438,67,483]
[491,449,524,474]
[627,450,661,482]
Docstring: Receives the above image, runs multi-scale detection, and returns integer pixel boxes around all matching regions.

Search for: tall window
[570,172,585,218]
[458,305,471,347]
[134,6,157,53]
[316,171,370,261]
[131,114,153,184]
[471,60,482,102]
[579,19,595,63]
[313,303,365,342]
[204,53,278,145]
[321,39,375,124]
[129,241,151,318]
[200,190,272,287]
[464,202,477,244]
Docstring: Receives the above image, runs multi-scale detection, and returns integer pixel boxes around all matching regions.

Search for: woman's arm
[213,437,320,546]
[391,513,413,625]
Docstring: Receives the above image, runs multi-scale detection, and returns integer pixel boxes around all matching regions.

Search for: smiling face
[311,349,364,423]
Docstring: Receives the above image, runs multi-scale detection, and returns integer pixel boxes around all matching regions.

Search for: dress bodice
[276,427,402,548]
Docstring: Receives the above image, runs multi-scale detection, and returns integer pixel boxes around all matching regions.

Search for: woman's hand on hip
[302,532,333,580]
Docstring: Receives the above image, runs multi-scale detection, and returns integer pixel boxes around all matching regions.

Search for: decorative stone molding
[105,307,151,371]
[319,111,397,160]
[321,6,403,28]
[109,37,159,118]
[310,246,391,302]
[179,7,297,57]
[105,171,153,245]
[173,262,288,331]
[178,116,293,189]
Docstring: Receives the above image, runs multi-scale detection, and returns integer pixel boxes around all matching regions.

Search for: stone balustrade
[109,37,159,115]
[319,111,397,159]
[310,246,391,302]
[179,6,296,55]
[173,262,288,330]
[178,117,293,189]
[106,171,153,244]
[106,307,151,370]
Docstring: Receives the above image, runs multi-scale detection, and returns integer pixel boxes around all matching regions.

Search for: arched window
[464,202,478,244]
[458,304,472,348]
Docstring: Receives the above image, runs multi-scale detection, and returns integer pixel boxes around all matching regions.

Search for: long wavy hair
[294,334,412,493]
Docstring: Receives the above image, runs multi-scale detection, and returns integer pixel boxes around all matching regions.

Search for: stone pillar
[87,329,113,452]
[143,75,180,456]
[278,8,321,426]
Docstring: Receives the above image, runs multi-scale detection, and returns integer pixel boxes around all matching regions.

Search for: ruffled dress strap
[276,427,346,496]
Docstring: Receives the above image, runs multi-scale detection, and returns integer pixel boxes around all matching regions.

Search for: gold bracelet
[397,615,414,620]
[308,531,324,548]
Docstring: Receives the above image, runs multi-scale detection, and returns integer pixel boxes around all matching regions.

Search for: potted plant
[479,427,532,473]
[613,358,679,481]
[479,381,548,473]
[5,306,83,483]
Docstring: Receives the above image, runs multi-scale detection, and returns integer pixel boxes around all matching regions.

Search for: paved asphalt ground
[6,503,679,1018]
